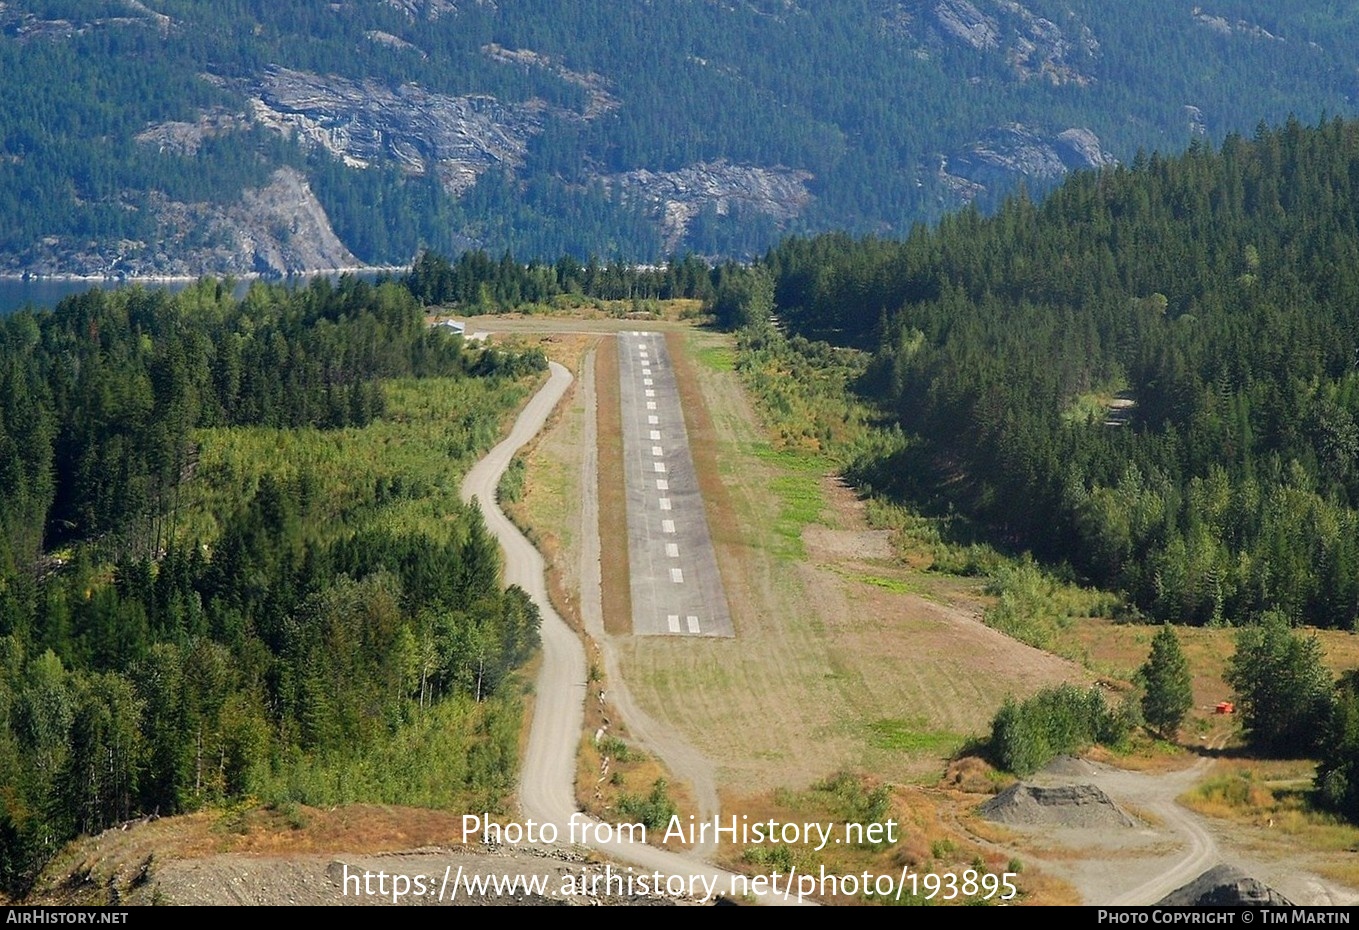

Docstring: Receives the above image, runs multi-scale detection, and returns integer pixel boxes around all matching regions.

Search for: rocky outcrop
[365,30,425,56]
[383,0,461,21]
[603,160,815,254]
[932,0,1000,50]
[883,0,1099,85]
[1192,8,1283,41]
[135,109,248,157]
[0,0,170,41]
[942,123,1114,198]
[1158,865,1293,907]
[483,44,619,119]
[4,168,357,279]
[229,167,359,275]
[249,67,545,195]
[1184,104,1208,136]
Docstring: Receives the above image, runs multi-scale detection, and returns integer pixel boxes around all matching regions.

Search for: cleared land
[496,319,1359,905]
[525,325,1087,790]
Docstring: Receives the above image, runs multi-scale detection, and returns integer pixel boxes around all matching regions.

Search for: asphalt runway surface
[617,332,734,638]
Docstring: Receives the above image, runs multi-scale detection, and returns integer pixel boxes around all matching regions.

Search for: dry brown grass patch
[594,336,632,636]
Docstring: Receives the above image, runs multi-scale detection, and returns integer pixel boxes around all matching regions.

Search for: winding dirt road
[460,360,803,905]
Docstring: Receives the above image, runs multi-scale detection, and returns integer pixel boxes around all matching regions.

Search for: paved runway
[617,332,734,638]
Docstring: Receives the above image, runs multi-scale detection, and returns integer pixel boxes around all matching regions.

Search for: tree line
[765,117,1359,631]
[0,276,547,892]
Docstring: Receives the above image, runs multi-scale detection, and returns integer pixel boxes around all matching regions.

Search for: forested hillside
[767,116,1359,631]
[6,0,1359,272]
[0,277,548,891]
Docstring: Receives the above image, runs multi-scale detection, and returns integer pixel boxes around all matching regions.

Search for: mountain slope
[3,0,1359,273]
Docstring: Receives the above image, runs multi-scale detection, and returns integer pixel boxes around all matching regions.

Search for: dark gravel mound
[1157,864,1293,906]
[977,783,1139,829]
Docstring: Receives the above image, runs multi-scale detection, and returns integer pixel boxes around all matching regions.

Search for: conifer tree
[1140,624,1193,739]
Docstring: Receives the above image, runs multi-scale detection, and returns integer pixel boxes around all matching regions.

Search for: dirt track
[53,323,1353,907]
[460,357,804,904]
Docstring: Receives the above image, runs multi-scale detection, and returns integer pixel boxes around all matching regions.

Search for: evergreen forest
[0,275,548,891]
[766,117,1359,634]
[8,0,1359,267]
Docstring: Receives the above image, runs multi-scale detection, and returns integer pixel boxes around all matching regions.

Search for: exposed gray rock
[978,783,1140,829]
[947,124,1114,195]
[884,0,1098,85]
[1056,128,1117,169]
[482,44,619,119]
[4,168,358,279]
[1185,104,1207,136]
[1192,8,1282,42]
[365,30,425,57]
[603,160,815,254]
[1158,865,1293,907]
[932,0,1000,50]
[135,109,248,157]
[229,167,359,275]
[249,66,545,195]
[0,0,170,41]
[383,0,462,21]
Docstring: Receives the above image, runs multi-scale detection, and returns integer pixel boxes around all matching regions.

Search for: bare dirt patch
[28,805,664,906]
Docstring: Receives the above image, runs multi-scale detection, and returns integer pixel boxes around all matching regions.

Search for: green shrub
[989,684,1126,775]
[616,778,677,831]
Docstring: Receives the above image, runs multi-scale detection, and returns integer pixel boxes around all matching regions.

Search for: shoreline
[0,264,407,284]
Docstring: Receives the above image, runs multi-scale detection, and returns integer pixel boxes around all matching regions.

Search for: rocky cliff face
[940,124,1115,199]
[884,0,1100,85]
[249,67,545,196]
[5,168,357,279]
[605,161,815,254]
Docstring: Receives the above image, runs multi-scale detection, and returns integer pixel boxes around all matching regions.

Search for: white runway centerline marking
[656,479,668,490]
[645,389,655,397]
[686,616,700,634]
[644,378,653,386]
[653,462,666,473]
[642,368,652,375]
[648,415,659,424]
[659,498,671,510]
[670,568,684,583]
[652,445,664,456]
[668,614,681,633]
[666,543,679,557]
[662,519,675,533]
